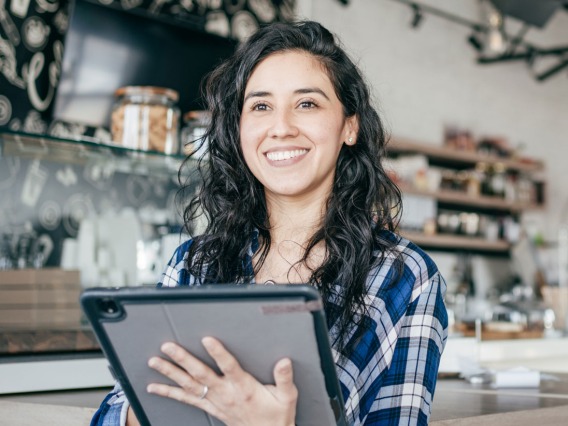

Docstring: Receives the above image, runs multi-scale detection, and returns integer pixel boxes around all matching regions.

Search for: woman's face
[239,50,358,203]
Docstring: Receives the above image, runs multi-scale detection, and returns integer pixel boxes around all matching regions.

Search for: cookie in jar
[111,86,180,154]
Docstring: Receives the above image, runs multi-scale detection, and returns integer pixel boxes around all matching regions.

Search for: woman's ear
[345,114,359,146]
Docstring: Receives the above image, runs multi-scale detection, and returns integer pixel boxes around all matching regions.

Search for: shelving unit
[388,138,546,253]
[388,138,544,172]
[400,231,511,254]
[399,184,543,213]
[0,129,191,376]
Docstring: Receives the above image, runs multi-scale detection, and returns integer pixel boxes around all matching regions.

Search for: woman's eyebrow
[244,91,271,102]
[243,87,330,103]
[294,87,330,100]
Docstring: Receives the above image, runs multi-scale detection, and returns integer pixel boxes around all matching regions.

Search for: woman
[93,20,448,426]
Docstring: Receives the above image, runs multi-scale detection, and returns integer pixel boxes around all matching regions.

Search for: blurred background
[1,0,568,420]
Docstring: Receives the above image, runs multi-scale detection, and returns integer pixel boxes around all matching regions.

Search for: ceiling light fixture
[386,0,568,83]
[486,9,506,54]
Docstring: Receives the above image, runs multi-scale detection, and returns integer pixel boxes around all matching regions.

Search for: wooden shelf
[388,138,544,172]
[400,231,511,253]
[387,137,546,255]
[399,184,543,212]
[0,328,100,355]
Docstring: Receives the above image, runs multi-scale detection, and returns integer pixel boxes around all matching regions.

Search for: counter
[432,372,568,422]
[1,400,567,425]
[1,373,568,425]
[0,401,95,426]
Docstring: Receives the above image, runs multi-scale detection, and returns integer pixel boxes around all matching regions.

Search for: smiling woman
[92,21,448,426]
[240,51,357,203]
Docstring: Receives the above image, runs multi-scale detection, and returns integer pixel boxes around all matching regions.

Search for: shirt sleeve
[90,383,130,426]
[362,271,448,425]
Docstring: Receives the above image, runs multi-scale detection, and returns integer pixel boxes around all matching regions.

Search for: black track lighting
[411,4,423,28]
[468,32,484,52]
[389,0,568,83]
[536,58,568,81]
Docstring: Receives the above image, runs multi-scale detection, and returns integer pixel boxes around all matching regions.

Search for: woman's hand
[146,337,298,426]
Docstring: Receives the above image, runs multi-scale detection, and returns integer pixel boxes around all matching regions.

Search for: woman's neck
[265,192,326,246]
[254,193,328,284]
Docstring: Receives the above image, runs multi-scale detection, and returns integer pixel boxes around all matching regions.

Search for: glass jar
[477,162,492,196]
[111,86,180,154]
[181,110,211,159]
[490,162,506,198]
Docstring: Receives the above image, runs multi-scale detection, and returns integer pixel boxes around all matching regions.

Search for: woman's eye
[299,101,317,109]
[252,102,269,111]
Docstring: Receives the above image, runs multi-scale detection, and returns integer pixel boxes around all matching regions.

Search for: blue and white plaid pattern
[91,230,448,426]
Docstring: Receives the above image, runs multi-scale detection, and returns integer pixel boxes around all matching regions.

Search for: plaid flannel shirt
[91,230,448,426]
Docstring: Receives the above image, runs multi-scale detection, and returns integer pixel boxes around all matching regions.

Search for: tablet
[81,285,347,426]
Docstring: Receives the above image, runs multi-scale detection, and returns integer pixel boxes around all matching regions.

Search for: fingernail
[148,357,158,368]
[161,343,174,355]
[147,384,155,393]
[201,337,214,349]
[279,358,292,372]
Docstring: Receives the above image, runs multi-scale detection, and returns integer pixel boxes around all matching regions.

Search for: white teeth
[266,149,308,162]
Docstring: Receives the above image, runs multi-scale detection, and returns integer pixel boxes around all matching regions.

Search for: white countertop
[0,401,96,426]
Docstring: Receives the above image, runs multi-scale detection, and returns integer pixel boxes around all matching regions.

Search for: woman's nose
[268,109,299,139]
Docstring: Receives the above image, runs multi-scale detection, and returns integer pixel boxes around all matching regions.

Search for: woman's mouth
[265,149,308,162]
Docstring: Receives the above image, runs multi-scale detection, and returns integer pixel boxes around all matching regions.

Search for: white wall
[299,0,568,295]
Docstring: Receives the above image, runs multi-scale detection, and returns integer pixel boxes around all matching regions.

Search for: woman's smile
[265,148,309,164]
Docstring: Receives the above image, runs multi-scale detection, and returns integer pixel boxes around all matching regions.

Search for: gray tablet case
[81,285,347,426]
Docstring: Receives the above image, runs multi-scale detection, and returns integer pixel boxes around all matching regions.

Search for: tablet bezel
[81,284,346,426]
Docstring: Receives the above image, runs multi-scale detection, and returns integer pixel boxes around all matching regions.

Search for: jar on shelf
[490,162,506,198]
[465,170,480,197]
[517,173,535,204]
[476,162,492,196]
[111,86,181,154]
[504,173,518,202]
[180,110,211,159]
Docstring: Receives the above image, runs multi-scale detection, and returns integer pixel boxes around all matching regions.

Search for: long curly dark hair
[181,20,403,354]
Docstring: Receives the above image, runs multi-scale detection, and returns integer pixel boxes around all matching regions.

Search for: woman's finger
[273,358,298,404]
[146,383,226,423]
[148,356,203,396]
[201,337,248,381]
[160,342,221,388]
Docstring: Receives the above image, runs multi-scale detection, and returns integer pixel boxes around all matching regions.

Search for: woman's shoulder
[376,229,440,279]
[368,230,444,309]
[158,238,195,287]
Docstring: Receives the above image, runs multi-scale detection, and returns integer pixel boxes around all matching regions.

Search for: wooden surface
[399,184,542,212]
[453,322,544,340]
[0,269,82,330]
[431,373,568,422]
[431,405,568,426]
[0,400,96,426]
[400,231,511,253]
[0,329,99,354]
[388,138,545,172]
[2,374,568,424]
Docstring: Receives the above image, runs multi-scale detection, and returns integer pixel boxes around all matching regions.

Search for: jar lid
[114,86,179,102]
[183,110,211,123]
